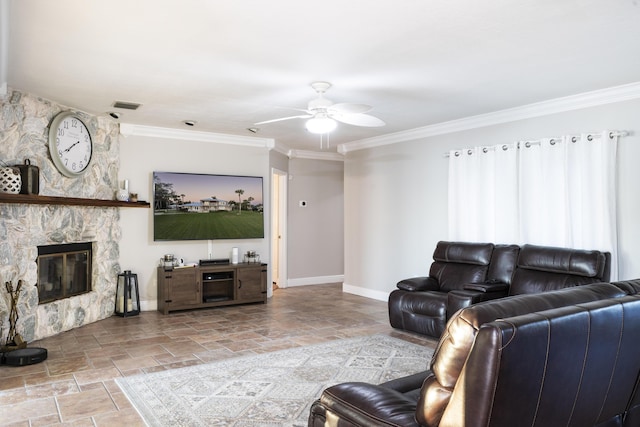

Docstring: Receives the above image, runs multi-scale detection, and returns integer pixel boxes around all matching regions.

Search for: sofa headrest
[611,279,640,295]
[487,244,520,284]
[433,241,494,266]
[415,282,627,427]
[517,244,607,278]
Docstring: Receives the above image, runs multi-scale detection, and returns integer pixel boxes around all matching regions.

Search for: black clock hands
[64,141,80,153]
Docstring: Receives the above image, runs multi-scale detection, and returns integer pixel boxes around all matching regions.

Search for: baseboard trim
[140,300,157,312]
[342,283,390,302]
[286,275,344,287]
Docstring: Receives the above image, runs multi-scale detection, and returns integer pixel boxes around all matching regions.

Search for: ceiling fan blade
[333,113,385,127]
[254,114,311,125]
[329,103,372,114]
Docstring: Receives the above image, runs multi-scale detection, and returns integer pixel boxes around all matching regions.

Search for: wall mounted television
[153,171,264,241]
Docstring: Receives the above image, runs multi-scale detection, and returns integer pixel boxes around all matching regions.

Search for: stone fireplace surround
[0,89,122,341]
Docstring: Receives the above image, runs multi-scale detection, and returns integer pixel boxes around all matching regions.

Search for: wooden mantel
[0,193,150,208]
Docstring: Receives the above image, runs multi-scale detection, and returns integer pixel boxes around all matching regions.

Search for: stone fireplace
[0,89,122,341]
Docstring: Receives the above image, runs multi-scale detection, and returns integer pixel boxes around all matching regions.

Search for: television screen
[153,171,264,241]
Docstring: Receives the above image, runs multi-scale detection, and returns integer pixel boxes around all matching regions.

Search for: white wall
[344,98,640,300]
[118,132,271,310]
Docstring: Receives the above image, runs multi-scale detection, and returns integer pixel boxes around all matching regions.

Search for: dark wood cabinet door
[237,266,264,301]
[167,268,199,305]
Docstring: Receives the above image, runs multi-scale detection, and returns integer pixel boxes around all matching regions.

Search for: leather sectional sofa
[309,280,640,426]
[388,241,611,338]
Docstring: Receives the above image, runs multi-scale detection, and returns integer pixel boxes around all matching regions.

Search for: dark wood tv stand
[157,263,267,315]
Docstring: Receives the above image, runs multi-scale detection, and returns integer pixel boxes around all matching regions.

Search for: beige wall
[344,98,640,300]
[287,158,344,284]
[118,133,271,309]
[118,135,346,308]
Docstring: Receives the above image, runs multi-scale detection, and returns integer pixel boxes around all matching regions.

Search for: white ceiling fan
[255,81,385,134]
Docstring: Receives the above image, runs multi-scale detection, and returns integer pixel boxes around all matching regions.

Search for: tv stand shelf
[156,263,267,314]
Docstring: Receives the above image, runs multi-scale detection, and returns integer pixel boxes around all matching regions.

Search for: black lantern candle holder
[115,270,140,317]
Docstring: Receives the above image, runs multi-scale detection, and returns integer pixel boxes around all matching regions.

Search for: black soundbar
[199,258,230,266]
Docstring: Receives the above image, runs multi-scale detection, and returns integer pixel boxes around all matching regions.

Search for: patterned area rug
[116,334,433,427]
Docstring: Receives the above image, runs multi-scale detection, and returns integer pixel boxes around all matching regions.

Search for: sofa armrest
[447,287,509,319]
[310,382,420,427]
[464,281,509,293]
[397,277,439,292]
[380,370,430,393]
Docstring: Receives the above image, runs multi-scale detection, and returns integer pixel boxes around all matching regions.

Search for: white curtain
[448,143,518,243]
[448,131,618,279]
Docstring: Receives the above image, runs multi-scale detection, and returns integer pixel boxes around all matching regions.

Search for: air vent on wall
[112,101,141,110]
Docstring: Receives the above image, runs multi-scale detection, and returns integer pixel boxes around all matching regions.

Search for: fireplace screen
[37,242,92,304]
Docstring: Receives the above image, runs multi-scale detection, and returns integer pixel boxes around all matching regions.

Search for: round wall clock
[48,112,93,177]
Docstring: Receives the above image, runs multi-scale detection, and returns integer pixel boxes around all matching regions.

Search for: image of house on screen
[179,197,232,213]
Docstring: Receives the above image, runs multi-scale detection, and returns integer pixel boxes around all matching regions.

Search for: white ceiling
[4,0,640,153]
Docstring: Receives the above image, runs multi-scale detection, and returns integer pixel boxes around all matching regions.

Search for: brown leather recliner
[310,281,640,426]
[389,241,610,338]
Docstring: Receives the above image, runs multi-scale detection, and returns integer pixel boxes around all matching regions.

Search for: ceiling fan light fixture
[305,116,337,134]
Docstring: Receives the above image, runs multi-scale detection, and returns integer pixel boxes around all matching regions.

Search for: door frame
[271,168,288,292]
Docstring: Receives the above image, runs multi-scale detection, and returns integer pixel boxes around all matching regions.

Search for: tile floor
[0,283,436,426]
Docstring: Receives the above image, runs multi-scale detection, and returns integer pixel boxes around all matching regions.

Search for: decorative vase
[0,167,22,194]
[116,179,129,202]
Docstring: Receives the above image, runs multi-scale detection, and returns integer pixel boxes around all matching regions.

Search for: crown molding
[271,142,292,157]
[338,81,640,154]
[119,123,275,149]
[287,149,344,161]
[118,123,343,160]
[270,140,344,161]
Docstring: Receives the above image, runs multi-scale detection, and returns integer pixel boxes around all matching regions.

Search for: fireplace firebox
[37,242,92,304]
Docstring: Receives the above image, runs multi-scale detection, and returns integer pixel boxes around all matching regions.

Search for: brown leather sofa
[309,281,640,427]
[388,241,610,338]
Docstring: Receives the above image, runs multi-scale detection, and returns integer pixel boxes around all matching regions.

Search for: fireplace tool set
[0,280,48,366]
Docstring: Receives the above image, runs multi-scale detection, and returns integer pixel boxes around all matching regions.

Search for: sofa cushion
[430,241,494,292]
[415,282,627,427]
[509,244,609,295]
[430,263,490,292]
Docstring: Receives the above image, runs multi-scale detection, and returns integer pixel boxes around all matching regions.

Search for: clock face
[49,112,93,177]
